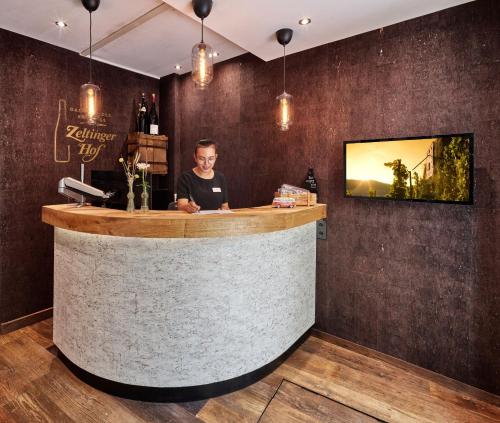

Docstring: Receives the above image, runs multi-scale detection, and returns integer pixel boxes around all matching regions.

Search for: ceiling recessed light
[55,20,68,28]
[209,51,220,58]
[299,18,311,25]
[174,64,182,70]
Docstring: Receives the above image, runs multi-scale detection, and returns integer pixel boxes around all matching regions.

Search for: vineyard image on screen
[344,134,472,204]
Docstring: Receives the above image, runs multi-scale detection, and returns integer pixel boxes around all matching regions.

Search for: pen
[189,194,200,213]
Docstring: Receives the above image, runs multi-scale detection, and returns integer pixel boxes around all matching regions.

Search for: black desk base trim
[56,328,311,403]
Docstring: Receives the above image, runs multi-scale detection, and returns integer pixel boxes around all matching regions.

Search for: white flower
[118,157,124,163]
[137,162,151,171]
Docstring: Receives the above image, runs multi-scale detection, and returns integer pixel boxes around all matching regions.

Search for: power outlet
[317,219,327,240]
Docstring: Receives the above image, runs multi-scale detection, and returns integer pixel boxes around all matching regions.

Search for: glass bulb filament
[199,47,207,83]
[280,97,289,125]
[87,88,95,118]
[276,92,293,131]
[80,83,101,125]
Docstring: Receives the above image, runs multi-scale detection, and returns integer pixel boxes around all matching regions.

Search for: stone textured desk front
[42,204,326,401]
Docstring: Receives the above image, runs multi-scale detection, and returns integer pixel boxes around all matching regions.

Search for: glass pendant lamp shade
[275,28,294,131]
[80,0,101,125]
[192,41,214,89]
[276,91,293,131]
[191,0,214,89]
[80,83,101,125]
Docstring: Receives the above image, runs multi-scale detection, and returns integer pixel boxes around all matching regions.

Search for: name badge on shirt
[212,187,222,192]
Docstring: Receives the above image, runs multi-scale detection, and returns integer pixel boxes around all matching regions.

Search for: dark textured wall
[159,74,181,196]
[161,0,499,394]
[0,29,158,323]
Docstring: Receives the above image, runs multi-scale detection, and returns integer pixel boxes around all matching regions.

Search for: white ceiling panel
[164,0,474,61]
[1,0,474,78]
[93,4,246,78]
[0,0,163,52]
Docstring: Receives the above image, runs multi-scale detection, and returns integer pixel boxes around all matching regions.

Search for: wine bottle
[304,167,318,194]
[137,93,147,133]
[149,93,159,135]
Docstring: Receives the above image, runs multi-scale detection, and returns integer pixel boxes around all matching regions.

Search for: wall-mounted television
[344,133,473,204]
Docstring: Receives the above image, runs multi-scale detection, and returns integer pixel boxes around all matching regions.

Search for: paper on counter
[197,210,234,215]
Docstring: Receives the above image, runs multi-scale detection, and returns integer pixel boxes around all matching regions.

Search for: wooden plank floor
[259,380,380,423]
[1,319,499,422]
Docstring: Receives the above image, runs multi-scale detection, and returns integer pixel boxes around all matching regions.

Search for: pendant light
[275,28,294,131]
[191,0,214,89]
[80,0,101,125]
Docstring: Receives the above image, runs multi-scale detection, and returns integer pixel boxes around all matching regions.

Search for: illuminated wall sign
[54,99,118,163]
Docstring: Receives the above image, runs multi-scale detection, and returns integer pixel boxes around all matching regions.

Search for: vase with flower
[119,151,140,213]
[137,162,151,212]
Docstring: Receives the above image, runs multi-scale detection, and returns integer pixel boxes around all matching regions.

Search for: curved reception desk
[42,203,326,401]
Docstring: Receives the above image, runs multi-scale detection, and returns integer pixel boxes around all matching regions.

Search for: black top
[177,170,228,210]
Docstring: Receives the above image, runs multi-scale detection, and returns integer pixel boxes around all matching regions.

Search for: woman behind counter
[177,139,229,213]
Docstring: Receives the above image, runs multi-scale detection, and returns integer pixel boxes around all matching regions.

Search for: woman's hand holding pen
[176,196,200,213]
[186,197,200,213]
[186,201,200,213]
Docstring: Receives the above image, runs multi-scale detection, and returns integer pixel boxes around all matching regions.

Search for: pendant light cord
[89,11,93,83]
[283,45,286,92]
[201,18,204,43]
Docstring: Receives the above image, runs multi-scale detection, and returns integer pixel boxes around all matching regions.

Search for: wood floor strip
[274,337,500,422]
[0,404,18,423]
[4,388,74,423]
[312,329,500,407]
[274,360,404,422]
[256,378,284,423]
[28,318,54,348]
[120,400,204,423]
[259,380,381,423]
[302,335,500,422]
[0,332,149,422]
[197,373,283,423]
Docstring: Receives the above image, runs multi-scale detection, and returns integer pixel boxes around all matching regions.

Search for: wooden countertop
[42,204,327,238]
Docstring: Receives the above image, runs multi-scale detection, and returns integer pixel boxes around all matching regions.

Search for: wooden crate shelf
[126,132,168,174]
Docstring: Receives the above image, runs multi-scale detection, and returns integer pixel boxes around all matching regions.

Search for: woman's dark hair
[195,139,217,155]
